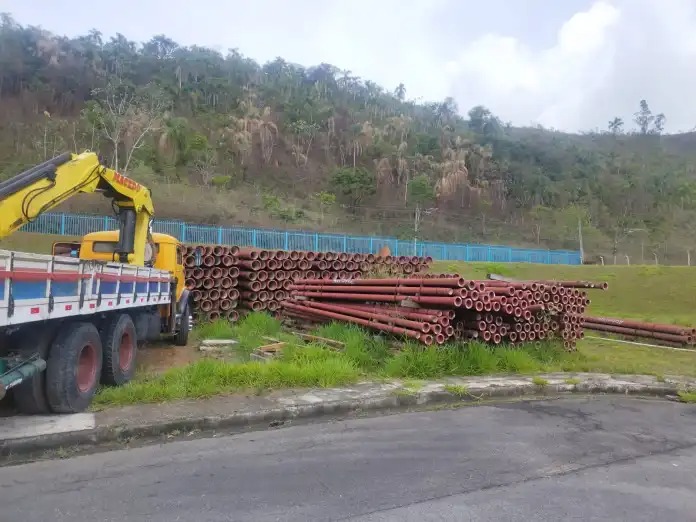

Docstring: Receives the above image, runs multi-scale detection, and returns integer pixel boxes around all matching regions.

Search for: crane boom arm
[0,151,155,265]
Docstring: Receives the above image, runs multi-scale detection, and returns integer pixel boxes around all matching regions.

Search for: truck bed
[0,249,172,327]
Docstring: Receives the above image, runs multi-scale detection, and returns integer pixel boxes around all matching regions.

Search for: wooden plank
[294,332,345,348]
[256,342,286,353]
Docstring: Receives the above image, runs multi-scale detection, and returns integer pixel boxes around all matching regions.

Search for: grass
[678,390,696,403]
[532,376,549,387]
[443,384,469,398]
[93,312,696,408]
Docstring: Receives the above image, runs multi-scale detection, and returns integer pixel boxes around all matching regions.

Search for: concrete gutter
[2,372,695,459]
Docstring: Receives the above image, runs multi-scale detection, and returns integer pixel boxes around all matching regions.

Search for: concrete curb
[2,373,694,458]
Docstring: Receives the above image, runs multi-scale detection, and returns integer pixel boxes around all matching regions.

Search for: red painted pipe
[290,284,455,296]
[302,301,433,333]
[238,259,263,271]
[239,280,262,292]
[292,291,462,307]
[583,322,691,344]
[584,315,695,336]
[283,301,423,342]
[292,277,467,288]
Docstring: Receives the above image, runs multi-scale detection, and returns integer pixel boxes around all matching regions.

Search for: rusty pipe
[292,277,467,288]
[583,322,691,344]
[583,315,695,336]
[283,301,424,341]
[289,284,456,296]
[292,291,462,307]
[302,300,434,333]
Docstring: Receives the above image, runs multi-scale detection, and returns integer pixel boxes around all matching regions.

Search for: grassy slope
[0,232,78,255]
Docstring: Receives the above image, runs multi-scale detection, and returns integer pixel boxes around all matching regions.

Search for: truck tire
[101,314,137,386]
[13,326,58,414]
[175,305,191,346]
[46,322,103,414]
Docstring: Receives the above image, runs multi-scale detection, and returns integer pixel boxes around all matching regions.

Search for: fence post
[443,244,448,260]
[181,222,187,242]
[394,241,399,256]
[369,237,373,253]
[465,244,469,261]
[546,250,551,264]
[217,226,223,244]
[252,229,257,247]
[314,233,319,251]
[60,214,66,235]
[284,232,289,250]
[343,235,347,252]
[103,216,109,231]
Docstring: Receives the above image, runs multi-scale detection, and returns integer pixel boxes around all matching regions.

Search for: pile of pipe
[584,316,696,347]
[184,245,240,322]
[282,275,607,349]
[235,248,432,314]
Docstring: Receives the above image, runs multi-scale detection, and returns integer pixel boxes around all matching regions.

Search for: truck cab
[74,231,187,302]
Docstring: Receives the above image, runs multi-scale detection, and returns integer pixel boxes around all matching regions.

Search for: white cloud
[445,0,696,133]
[5,0,696,132]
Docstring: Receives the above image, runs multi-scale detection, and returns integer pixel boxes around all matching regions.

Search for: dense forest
[2,13,696,264]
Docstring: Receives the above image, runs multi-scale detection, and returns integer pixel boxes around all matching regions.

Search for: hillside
[2,14,696,263]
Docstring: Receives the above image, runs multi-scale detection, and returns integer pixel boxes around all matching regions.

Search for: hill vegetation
[2,14,696,263]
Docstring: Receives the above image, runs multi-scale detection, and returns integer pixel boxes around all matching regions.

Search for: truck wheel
[13,326,58,414]
[101,314,138,386]
[174,306,191,346]
[46,322,103,414]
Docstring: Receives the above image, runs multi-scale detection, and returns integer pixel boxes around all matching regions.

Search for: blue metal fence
[21,212,582,265]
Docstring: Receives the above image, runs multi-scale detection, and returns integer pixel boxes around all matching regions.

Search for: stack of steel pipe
[282,276,606,349]
[184,245,240,322]
[583,315,696,347]
[234,248,432,315]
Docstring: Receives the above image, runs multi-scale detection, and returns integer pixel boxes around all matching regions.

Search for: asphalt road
[2,397,696,521]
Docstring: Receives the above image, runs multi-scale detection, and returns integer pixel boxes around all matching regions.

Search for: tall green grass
[94,312,696,408]
[96,315,572,407]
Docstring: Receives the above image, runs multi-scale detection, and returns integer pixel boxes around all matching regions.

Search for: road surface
[2,396,696,521]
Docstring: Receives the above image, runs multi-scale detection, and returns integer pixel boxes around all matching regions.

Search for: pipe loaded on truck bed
[0,152,192,414]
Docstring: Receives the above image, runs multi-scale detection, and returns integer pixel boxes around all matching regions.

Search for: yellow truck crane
[0,151,191,414]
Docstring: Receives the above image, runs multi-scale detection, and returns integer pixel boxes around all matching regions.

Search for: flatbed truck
[0,152,191,414]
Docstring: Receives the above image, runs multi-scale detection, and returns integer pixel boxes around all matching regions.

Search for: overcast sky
[3,0,696,133]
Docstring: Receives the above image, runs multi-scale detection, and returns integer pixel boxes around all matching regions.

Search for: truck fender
[177,288,191,314]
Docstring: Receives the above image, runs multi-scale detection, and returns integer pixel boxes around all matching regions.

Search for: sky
[3,0,696,133]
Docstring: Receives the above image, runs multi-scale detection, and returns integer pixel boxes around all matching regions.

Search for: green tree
[407,175,434,206]
[330,167,376,211]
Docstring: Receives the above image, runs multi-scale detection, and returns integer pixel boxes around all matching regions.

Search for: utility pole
[413,204,421,254]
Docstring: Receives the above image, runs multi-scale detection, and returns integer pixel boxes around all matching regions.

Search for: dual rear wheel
[14,313,138,414]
